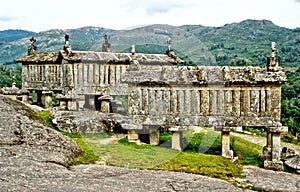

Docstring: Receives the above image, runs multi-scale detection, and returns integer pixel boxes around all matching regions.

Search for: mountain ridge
[1,19,299,67]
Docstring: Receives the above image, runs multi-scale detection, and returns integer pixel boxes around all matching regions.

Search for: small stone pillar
[264,126,288,171]
[98,95,112,113]
[84,95,96,110]
[262,132,273,161]
[89,95,95,110]
[221,127,234,159]
[169,127,185,151]
[56,94,67,110]
[67,99,78,111]
[127,130,140,143]
[20,89,30,103]
[171,131,183,151]
[60,99,67,110]
[42,91,53,109]
[149,127,160,146]
[271,132,281,162]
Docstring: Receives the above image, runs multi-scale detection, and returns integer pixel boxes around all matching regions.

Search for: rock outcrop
[0,95,82,164]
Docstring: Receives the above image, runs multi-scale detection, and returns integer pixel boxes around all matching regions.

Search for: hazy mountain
[1,19,299,67]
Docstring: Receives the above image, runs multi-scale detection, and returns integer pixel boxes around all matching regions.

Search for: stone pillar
[42,91,53,109]
[89,95,95,110]
[20,89,30,103]
[262,132,272,161]
[168,127,183,151]
[56,94,67,110]
[264,126,288,171]
[171,131,183,151]
[271,132,281,162]
[98,95,112,113]
[67,99,77,111]
[127,130,139,143]
[60,99,67,110]
[221,127,234,159]
[149,128,160,146]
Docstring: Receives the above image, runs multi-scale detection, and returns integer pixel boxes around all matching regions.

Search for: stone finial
[267,41,279,71]
[102,34,111,52]
[131,45,135,55]
[128,45,140,71]
[271,42,276,58]
[12,76,16,88]
[63,33,72,56]
[167,38,172,51]
[165,38,183,64]
[27,37,37,55]
[65,33,70,45]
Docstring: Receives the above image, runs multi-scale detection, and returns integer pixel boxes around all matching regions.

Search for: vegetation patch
[82,127,265,180]
[155,152,242,180]
[231,136,263,166]
[36,110,99,166]
[66,133,99,166]
[36,110,53,127]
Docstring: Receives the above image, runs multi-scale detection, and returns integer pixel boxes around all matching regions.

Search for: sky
[0,0,300,32]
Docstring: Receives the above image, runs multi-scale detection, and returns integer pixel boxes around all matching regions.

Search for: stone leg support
[89,96,95,110]
[221,131,233,159]
[267,132,272,148]
[42,91,53,109]
[99,95,112,113]
[21,90,30,103]
[101,100,111,113]
[67,100,77,111]
[127,130,139,143]
[60,100,67,110]
[171,131,183,151]
[264,126,288,171]
[149,128,160,146]
[262,132,273,161]
[271,132,281,163]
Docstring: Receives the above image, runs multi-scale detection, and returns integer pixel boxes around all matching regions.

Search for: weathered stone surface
[282,147,297,159]
[51,110,106,133]
[284,155,300,173]
[0,163,247,192]
[243,166,300,192]
[0,95,82,164]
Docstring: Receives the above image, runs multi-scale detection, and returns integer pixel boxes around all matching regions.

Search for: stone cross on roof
[63,33,72,56]
[102,34,111,52]
[271,42,276,58]
[27,37,37,55]
[167,38,172,51]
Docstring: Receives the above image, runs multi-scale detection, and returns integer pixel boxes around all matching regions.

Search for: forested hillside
[1,19,300,67]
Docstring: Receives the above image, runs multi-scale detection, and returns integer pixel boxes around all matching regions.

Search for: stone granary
[16,35,288,170]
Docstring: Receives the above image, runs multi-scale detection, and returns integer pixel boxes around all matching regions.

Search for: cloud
[0,16,16,22]
[295,0,300,2]
[125,0,192,15]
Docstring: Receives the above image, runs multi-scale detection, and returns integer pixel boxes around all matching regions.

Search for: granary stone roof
[15,52,60,63]
[15,50,183,65]
[123,65,287,85]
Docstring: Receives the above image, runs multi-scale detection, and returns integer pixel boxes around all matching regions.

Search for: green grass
[84,136,179,169]
[155,152,242,180]
[66,134,99,166]
[183,127,263,166]
[36,110,53,127]
[36,110,99,166]
[33,112,264,180]
[81,127,264,180]
[231,136,263,166]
